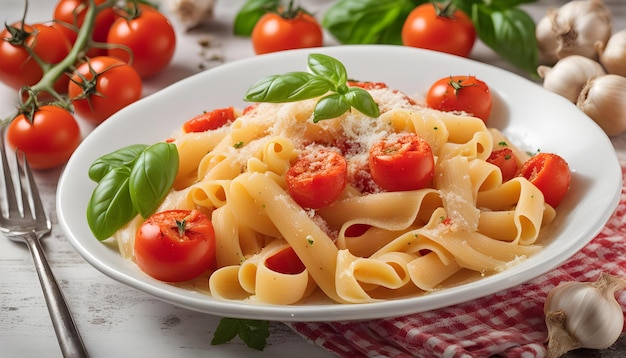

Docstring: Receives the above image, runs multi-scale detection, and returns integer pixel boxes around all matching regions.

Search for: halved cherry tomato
[107,5,176,78]
[487,148,518,182]
[286,149,348,209]
[183,107,236,133]
[426,75,492,122]
[134,210,216,282]
[369,132,435,191]
[68,56,142,124]
[251,8,323,55]
[401,3,476,58]
[6,105,81,170]
[518,153,571,208]
[264,247,306,275]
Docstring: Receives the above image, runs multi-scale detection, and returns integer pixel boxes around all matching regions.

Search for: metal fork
[0,129,88,358]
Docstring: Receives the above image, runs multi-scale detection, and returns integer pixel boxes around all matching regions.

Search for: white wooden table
[1,1,625,357]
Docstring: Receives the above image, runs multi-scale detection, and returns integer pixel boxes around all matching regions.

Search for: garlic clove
[538,55,605,103]
[597,29,626,77]
[166,0,216,30]
[577,74,626,136]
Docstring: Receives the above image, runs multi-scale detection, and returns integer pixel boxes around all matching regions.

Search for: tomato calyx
[448,76,477,96]
[433,1,460,19]
[3,23,32,46]
[276,0,311,20]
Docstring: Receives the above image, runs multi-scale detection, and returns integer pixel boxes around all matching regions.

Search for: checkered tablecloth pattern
[287,161,626,358]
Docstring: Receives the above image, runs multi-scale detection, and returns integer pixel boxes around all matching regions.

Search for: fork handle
[25,233,89,358]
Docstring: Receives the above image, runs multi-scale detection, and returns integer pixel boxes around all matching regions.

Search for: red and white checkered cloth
[287,161,626,358]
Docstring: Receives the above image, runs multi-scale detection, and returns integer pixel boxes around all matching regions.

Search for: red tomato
[518,153,571,208]
[6,105,81,170]
[251,9,323,55]
[347,81,388,90]
[426,75,493,122]
[369,132,434,191]
[286,149,348,209]
[53,0,118,56]
[264,247,305,275]
[487,148,518,182]
[0,22,71,92]
[401,3,476,58]
[183,107,236,133]
[107,5,176,78]
[68,56,142,124]
[134,210,216,282]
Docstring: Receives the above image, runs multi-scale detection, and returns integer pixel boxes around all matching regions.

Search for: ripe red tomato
[134,210,217,282]
[518,153,571,208]
[107,5,176,78]
[68,56,142,124]
[264,247,305,275]
[426,75,493,122]
[487,148,518,182]
[0,22,71,92]
[369,132,434,191]
[286,149,348,209]
[251,10,323,55]
[401,3,476,58]
[6,105,81,170]
[53,0,117,56]
[183,107,236,133]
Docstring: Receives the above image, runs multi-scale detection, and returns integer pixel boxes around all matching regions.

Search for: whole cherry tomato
[487,148,518,182]
[369,132,435,191]
[107,5,176,78]
[401,3,476,58]
[518,153,571,208]
[134,210,217,282]
[251,7,323,55]
[426,75,493,122]
[68,56,142,124]
[286,148,348,209]
[0,22,71,92]
[6,105,81,170]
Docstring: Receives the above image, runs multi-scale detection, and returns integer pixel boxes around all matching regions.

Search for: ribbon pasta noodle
[113,85,559,305]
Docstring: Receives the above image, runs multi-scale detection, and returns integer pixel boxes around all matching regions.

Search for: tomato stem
[433,1,458,19]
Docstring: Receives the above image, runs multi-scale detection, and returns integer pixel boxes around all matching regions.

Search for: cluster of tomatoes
[0,0,176,170]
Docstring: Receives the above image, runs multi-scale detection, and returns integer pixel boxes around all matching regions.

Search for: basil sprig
[243,53,380,122]
[86,142,179,241]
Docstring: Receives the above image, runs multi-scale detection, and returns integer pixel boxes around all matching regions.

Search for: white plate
[57,45,622,322]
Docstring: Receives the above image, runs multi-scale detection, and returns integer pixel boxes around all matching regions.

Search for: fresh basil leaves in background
[211,318,270,350]
[234,0,540,76]
[86,142,179,241]
[244,53,380,122]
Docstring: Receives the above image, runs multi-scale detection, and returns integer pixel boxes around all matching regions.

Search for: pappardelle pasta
[103,75,568,305]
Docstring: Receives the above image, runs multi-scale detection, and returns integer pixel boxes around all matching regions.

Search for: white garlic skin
[577,74,626,136]
[166,0,216,30]
[538,55,606,103]
[536,0,612,63]
[597,29,626,77]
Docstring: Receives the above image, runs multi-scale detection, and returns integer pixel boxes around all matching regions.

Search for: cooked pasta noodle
[112,85,560,305]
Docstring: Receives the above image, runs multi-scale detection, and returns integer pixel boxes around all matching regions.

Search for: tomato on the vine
[369,132,435,191]
[53,0,118,57]
[251,6,323,55]
[68,56,142,124]
[107,5,176,78]
[518,153,571,208]
[0,22,71,92]
[134,210,217,282]
[6,105,81,170]
[401,3,476,58]
[426,75,493,122]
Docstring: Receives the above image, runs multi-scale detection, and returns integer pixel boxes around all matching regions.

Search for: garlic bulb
[597,30,626,76]
[535,0,612,63]
[544,272,626,358]
[537,55,605,103]
[166,0,216,30]
[577,74,626,136]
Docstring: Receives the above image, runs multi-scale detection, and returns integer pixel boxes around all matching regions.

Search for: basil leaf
[313,93,351,123]
[244,72,332,103]
[129,142,179,219]
[344,87,380,118]
[211,318,270,351]
[86,167,137,241]
[322,0,418,45]
[233,0,279,36]
[307,53,348,87]
[472,5,539,76]
[88,144,149,182]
